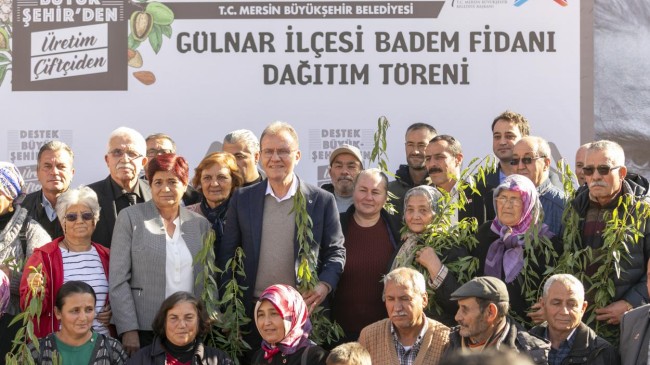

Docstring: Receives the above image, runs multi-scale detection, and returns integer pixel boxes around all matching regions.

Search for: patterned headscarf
[0,269,10,314]
[254,284,312,361]
[403,185,444,218]
[0,162,24,201]
[485,174,551,283]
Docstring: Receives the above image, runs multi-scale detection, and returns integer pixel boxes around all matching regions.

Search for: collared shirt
[545,327,577,365]
[40,191,57,222]
[499,169,507,184]
[164,216,193,298]
[110,177,144,214]
[391,316,429,365]
[265,174,298,202]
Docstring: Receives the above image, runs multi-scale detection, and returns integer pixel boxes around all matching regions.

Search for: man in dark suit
[22,141,75,239]
[218,121,346,357]
[621,259,650,365]
[88,127,151,248]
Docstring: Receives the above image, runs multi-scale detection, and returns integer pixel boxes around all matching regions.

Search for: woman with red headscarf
[253,284,328,365]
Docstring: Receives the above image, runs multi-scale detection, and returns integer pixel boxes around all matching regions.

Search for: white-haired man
[563,140,650,326]
[530,274,618,365]
[89,127,151,247]
[359,267,449,365]
[223,129,266,186]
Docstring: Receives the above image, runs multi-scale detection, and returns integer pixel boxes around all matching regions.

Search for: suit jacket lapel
[627,310,650,365]
[102,176,118,231]
[250,181,267,267]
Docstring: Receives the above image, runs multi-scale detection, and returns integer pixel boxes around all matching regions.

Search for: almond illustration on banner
[128,1,174,86]
[133,71,156,85]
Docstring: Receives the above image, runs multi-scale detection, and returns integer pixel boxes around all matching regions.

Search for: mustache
[589,181,608,188]
[428,167,442,174]
[337,176,353,182]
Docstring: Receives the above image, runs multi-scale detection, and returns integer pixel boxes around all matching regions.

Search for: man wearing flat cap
[445,276,550,365]
[321,144,363,212]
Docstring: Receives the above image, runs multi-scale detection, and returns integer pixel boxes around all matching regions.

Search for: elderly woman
[253,284,328,365]
[127,291,233,365]
[391,185,467,326]
[0,162,51,314]
[20,186,111,338]
[473,174,561,323]
[110,153,211,355]
[187,152,243,245]
[29,281,128,364]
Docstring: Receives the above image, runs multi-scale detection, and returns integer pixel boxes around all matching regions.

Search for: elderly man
[143,133,200,206]
[620,259,650,365]
[223,129,266,186]
[218,121,345,358]
[564,140,650,325]
[529,274,618,365]
[446,276,550,364]
[22,141,74,239]
[511,136,567,235]
[388,123,437,219]
[574,143,590,188]
[334,168,401,342]
[88,127,151,247]
[321,144,363,212]
[359,267,450,365]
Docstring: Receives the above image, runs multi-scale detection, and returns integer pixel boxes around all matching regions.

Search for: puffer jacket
[127,337,234,365]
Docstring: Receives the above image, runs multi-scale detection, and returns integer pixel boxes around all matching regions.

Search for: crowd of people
[0,110,648,365]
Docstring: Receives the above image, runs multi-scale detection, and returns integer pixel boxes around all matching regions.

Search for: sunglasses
[582,165,621,176]
[65,212,94,222]
[509,156,544,166]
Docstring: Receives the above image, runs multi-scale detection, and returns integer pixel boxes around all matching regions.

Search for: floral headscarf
[254,284,312,361]
[0,269,10,314]
[485,174,551,283]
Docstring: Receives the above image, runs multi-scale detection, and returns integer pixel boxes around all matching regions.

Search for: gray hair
[260,121,299,148]
[145,133,176,152]
[37,141,74,169]
[353,168,388,192]
[107,127,146,156]
[55,186,101,224]
[519,136,551,159]
[223,129,260,154]
[382,267,426,301]
[326,342,371,365]
[587,140,626,166]
[542,274,585,302]
[403,185,444,217]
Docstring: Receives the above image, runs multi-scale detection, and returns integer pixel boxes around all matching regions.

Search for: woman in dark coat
[127,291,233,365]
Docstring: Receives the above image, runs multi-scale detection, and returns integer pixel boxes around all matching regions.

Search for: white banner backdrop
[0,0,580,192]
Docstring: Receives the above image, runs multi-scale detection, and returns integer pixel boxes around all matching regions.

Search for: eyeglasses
[582,165,621,176]
[146,149,173,158]
[261,148,295,159]
[109,149,143,160]
[509,156,545,166]
[64,212,94,222]
[496,196,523,207]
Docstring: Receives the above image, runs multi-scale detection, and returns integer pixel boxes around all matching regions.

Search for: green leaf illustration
[161,24,173,39]
[127,33,141,50]
[147,2,174,25]
[149,24,163,54]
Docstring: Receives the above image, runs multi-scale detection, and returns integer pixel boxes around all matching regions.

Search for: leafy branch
[369,116,397,214]
[292,188,344,345]
[195,231,250,364]
[6,265,61,365]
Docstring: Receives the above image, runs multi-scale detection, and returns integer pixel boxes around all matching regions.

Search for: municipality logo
[514,0,568,6]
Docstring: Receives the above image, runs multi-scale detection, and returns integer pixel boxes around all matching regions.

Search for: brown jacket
[359,318,449,365]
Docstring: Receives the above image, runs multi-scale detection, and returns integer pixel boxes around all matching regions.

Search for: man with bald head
[511,136,567,235]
